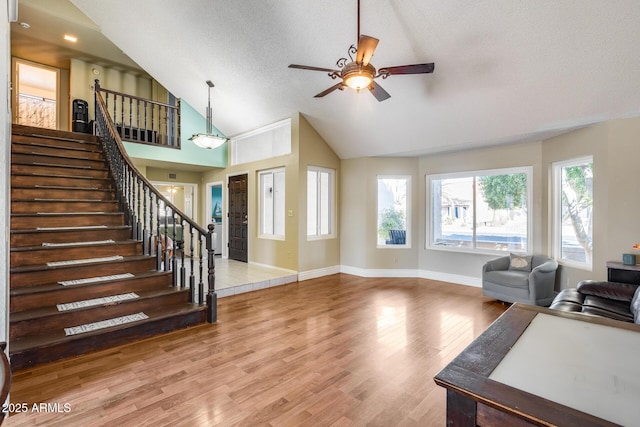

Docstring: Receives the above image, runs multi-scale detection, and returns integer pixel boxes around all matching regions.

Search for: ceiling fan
[289,0,434,102]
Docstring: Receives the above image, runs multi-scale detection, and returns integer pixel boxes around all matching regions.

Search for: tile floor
[175,256,298,299]
[214,258,298,297]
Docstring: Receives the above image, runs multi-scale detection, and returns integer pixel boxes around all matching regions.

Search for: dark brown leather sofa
[550,280,640,323]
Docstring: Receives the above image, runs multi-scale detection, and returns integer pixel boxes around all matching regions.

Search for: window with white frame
[307,166,335,238]
[377,176,410,247]
[553,157,593,268]
[428,167,531,253]
[259,168,285,239]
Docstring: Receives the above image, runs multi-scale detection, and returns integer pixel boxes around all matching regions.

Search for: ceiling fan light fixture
[344,74,372,90]
[342,62,375,90]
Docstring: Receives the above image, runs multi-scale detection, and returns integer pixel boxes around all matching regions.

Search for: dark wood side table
[434,304,639,426]
[607,261,640,284]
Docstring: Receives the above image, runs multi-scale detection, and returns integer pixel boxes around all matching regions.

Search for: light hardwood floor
[6,274,507,426]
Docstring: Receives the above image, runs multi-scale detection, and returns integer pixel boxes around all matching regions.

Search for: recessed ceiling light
[19,22,30,29]
[64,34,77,43]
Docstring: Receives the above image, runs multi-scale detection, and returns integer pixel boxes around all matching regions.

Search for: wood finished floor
[6,274,507,427]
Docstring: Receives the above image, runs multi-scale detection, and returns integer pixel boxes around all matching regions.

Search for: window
[377,176,410,247]
[259,168,285,239]
[428,167,531,253]
[307,166,335,238]
[230,119,291,166]
[553,157,593,268]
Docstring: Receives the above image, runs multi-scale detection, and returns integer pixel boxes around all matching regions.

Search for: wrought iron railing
[94,86,217,323]
[94,80,181,148]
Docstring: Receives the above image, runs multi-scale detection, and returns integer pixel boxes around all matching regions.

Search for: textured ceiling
[56,1,640,158]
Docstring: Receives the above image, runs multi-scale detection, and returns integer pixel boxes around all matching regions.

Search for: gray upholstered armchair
[482,255,558,306]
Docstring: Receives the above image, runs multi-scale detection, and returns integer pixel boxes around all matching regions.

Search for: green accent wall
[123,99,227,168]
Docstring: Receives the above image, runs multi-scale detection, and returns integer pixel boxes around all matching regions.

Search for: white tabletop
[489,313,640,426]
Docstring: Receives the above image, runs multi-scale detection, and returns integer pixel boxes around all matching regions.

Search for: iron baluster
[179,217,186,290]
[206,224,217,322]
[143,186,149,255]
[189,224,195,302]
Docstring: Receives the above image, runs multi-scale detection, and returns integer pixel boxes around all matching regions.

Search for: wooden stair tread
[12,150,103,162]
[11,125,99,142]
[11,212,122,217]
[11,161,108,171]
[11,288,189,323]
[12,198,116,203]
[13,184,114,191]
[11,140,102,154]
[10,271,171,297]
[10,254,153,274]
[11,225,129,234]
[9,124,209,370]
[11,240,139,252]
[11,171,110,181]
[9,304,204,353]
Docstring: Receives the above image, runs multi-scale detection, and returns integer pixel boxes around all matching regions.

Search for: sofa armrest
[483,256,510,273]
[531,259,558,274]
[577,280,639,302]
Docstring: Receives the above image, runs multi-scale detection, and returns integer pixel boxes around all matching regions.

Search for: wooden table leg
[446,390,476,426]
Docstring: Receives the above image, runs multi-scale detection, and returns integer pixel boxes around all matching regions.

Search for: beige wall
[297,115,341,273]
[340,157,420,271]
[202,115,301,271]
[418,142,543,281]
[542,118,640,289]
[199,113,341,273]
[69,58,151,122]
[339,116,640,291]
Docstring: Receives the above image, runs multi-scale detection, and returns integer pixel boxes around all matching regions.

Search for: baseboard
[298,265,341,281]
[248,261,298,275]
[340,265,420,278]
[339,265,481,287]
[418,270,482,288]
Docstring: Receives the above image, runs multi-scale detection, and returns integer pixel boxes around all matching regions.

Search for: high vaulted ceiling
[21,1,640,159]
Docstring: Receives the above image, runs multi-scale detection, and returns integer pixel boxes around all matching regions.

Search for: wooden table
[434,304,640,426]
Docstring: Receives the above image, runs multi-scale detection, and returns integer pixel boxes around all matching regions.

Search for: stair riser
[11,228,132,246]
[10,291,190,340]
[12,143,103,160]
[9,309,206,371]
[11,214,124,229]
[11,242,142,267]
[11,257,156,288]
[12,125,98,143]
[11,274,173,312]
[12,153,106,169]
[12,188,115,201]
[11,175,113,189]
[11,200,119,214]
[11,164,108,179]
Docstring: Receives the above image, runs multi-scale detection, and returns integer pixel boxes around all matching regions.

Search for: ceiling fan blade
[378,63,435,75]
[355,35,379,66]
[289,64,341,73]
[314,83,344,98]
[369,80,391,102]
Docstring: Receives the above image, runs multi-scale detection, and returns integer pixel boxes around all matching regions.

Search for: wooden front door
[228,174,248,262]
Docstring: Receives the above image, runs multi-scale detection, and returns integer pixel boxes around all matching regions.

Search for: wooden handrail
[97,85,178,110]
[94,80,181,148]
[94,86,217,323]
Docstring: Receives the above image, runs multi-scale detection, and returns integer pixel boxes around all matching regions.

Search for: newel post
[206,223,217,323]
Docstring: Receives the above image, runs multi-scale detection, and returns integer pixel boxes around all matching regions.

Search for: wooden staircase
[9,124,206,370]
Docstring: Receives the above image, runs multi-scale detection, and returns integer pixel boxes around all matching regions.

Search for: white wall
[2,0,12,344]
